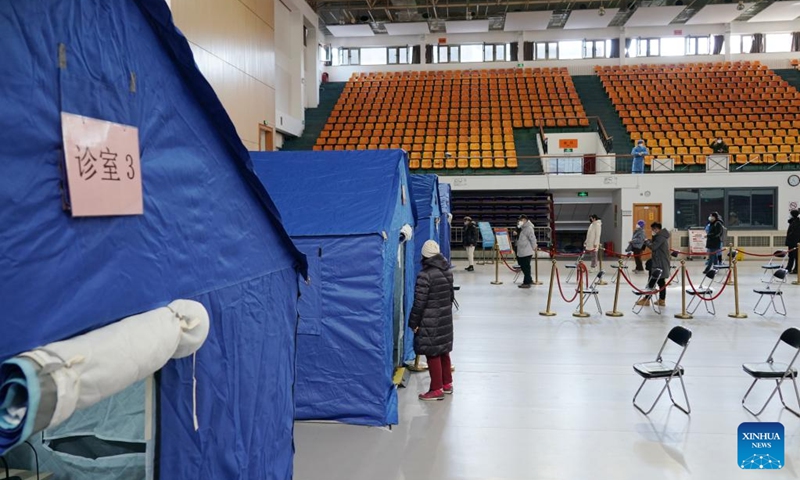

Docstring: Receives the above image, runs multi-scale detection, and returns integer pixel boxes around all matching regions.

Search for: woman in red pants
[409,240,455,401]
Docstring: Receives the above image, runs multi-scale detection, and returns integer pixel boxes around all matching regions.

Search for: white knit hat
[421,240,440,258]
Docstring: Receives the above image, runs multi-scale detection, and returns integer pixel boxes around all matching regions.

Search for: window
[584,40,609,59]
[484,43,509,62]
[636,38,659,57]
[534,42,557,60]
[460,44,483,63]
[558,40,583,60]
[660,37,685,57]
[333,47,360,66]
[730,35,754,54]
[675,188,776,230]
[765,33,792,53]
[686,36,710,56]
[360,47,387,66]
[388,46,410,64]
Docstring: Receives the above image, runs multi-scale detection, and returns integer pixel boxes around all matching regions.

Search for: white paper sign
[62,113,143,217]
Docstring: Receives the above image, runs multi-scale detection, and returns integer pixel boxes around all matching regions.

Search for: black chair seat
[633,290,657,295]
[762,265,780,270]
[585,288,599,295]
[453,285,461,291]
[634,361,683,379]
[687,289,712,295]
[512,266,521,272]
[743,362,798,379]
[753,289,783,295]
[565,265,577,269]
[716,264,730,269]
[611,264,629,269]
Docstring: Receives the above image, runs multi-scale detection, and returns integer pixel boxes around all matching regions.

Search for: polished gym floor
[294,260,800,480]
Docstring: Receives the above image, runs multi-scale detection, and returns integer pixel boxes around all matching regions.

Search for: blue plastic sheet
[438,183,452,264]
[0,0,303,478]
[251,150,415,426]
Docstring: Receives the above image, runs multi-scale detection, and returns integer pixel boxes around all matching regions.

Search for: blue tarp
[0,1,304,478]
[250,150,415,426]
[438,183,452,264]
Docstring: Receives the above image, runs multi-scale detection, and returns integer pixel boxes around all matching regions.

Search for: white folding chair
[633,268,663,315]
[633,326,692,415]
[577,270,605,315]
[753,268,788,316]
[741,327,800,417]
[686,268,717,315]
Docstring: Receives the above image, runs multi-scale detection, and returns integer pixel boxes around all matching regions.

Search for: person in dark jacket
[786,210,800,274]
[704,212,723,273]
[710,138,729,154]
[637,222,671,307]
[409,240,455,401]
[628,220,647,273]
[463,216,479,272]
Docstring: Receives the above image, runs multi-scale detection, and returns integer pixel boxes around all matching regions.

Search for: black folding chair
[633,326,692,415]
[753,268,787,316]
[741,327,800,417]
[633,267,663,315]
[760,250,787,283]
[577,270,605,315]
[610,252,631,283]
[686,268,717,315]
[564,251,585,283]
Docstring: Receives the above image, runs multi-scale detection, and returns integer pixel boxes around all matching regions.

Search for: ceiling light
[737,0,745,10]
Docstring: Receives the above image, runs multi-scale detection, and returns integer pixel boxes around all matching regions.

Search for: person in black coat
[463,216,479,271]
[704,211,723,273]
[409,240,454,401]
[786,210,800,274]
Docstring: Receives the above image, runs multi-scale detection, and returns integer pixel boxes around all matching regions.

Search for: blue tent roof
[410,174,441,221]
[252,150,412,237]
[1,0,303,478]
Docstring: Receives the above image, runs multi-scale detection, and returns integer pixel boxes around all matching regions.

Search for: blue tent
[250,150,415,427]
[0,1,304,479]
[438,183,453,265]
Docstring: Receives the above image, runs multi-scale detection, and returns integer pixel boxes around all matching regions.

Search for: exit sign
[577,191,589,197]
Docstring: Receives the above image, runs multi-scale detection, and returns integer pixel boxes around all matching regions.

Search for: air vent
[774,236,786,247]
[681,237,689,247]
[737,236,771,248]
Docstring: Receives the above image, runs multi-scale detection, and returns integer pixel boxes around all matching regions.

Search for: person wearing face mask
[704,212,723,274]
[515,215,537,288]
[585,214,602,272]
[627,220,647,273]
[710,137,729,154]
[638,222,671,307]
[785,210,800,274]
[462,216,478,272]
[631,140,648,174]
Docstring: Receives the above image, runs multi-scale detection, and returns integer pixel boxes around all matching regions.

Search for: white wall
[274,0,319,138]
[441,170,799,255]
[323,20,800,81]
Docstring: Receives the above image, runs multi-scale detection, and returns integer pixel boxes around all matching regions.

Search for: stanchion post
[728,252,748,319]
[539,259,557,317]
[605,260,624,317]
[674,260,693,320]
[491,243,503,285]
[726,242,734,286]
[597,248,608,285]
[793,242,800,286]
[408,354,428,372]
[533,248,543,285]
[573,262,590,318]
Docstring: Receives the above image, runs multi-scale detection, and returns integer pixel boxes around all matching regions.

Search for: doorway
[633,203,662,230]
[258,124,274,151]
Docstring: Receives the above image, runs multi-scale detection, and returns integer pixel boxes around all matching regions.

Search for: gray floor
[294,260,800,480]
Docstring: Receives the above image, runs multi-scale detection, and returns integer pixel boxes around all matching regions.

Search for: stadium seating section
[314,68,588,170]
[597,61,800,166]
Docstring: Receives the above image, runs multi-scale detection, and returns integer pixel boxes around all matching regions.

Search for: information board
[477,221,495,249]
[688,227,707,255]
[494,228,513,255]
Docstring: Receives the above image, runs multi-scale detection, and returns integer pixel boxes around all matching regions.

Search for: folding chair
[564,251,585,283]
[633,268,663,314]
[753,268,788,316]
[610,252,632,283]
[686,268,717,315]
[512,264,522,283]
[741,327,800,417]
[632,326,692,415]
[760,250,787,283]
[577,270,605,315]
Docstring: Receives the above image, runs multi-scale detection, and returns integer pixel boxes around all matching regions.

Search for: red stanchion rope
[619,267,681,295]
[683,267,733,302]
[737,247,796,258]
[554,262,583,303]
[498,253,519,273]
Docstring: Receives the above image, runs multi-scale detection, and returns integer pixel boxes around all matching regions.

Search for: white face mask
[708,216,714,222]
[517,221,523,228]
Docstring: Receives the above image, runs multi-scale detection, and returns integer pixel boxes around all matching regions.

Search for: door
[258,124,274,151]
[633,203,662,230]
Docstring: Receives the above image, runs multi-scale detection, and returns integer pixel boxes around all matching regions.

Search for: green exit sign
[577,191,589,197]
